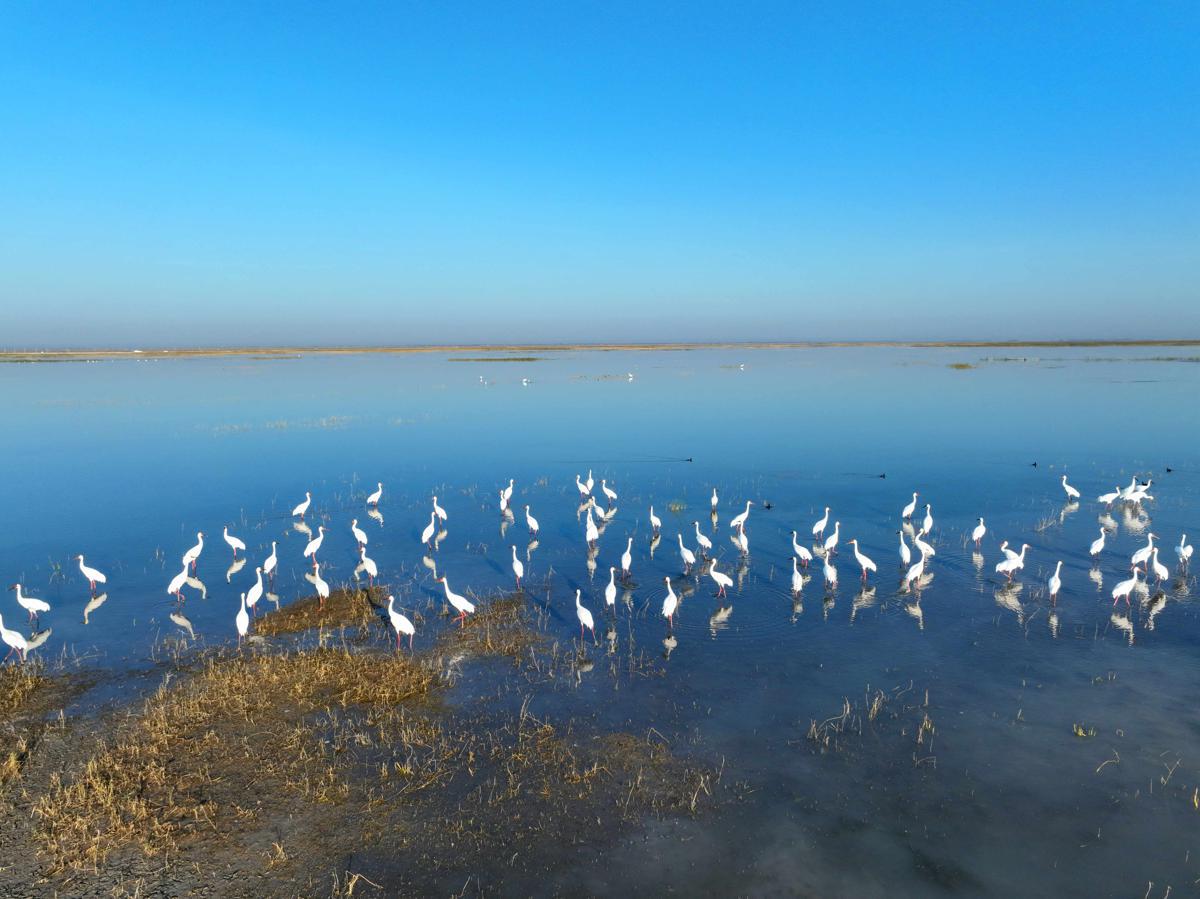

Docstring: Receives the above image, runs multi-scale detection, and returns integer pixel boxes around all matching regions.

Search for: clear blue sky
[1,2,1196,346]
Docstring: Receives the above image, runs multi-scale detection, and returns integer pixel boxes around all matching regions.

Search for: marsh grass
[254,585,382,636]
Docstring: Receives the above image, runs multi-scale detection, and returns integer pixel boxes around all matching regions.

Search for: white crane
[511,545,524,589]
[901,492,919,520]
[437,576,475,626]
[849,539,876,582]
[351,519,369,547]
[292,491,312,517]
[387,595,415,649]
[791,531,813,568]
[1061,475,1080,501]
[10,584,50,623]
[303,526,325,560]
[366,482,383,506]
[678,534,696,573]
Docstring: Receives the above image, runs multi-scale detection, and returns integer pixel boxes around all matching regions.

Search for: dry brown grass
[255,586,381,636]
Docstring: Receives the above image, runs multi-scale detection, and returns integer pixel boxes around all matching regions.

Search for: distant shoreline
[1,339,1198,362]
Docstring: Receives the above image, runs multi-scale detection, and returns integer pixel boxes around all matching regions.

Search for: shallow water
[2,346,1199,895]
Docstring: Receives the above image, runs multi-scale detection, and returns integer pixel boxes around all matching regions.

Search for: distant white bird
[693,521,713,556]
[76,555,107,591]
[661,576,678,625]
[898,531,912,566]
[791,531,813,568]
[791,557,804,595]
[358,547,378,585]
[905,550,927,591]
[351,519,369,547]
[303,526,325,559]
[971,518,986,547]
[1111,568,1139,606]
[501,478,514,505]
[1061,475,1080,501]
[1048,561,1063,601]
[421,513,437,547]
[311,561,330,608]
[585,470,595,495]
[1150,548,1169,584]
[677,534,696,573]
[246,566,265,614]
[649,506,662,533]
[729,501,753,530]
[1176,534,1194,568]
[1119,476,1139,500]
[511,545,524,588]
[166,563,190,601]
[292,491,312,517]
[849,539,876,582]
[574,589,595,641]
[1130,533,1157,571]
[1089,528,1106,558]
[1128,479,1153,503]
[575,475,590,498]
[585,510,600,546]
[499,489,508,513]
[263,541,278,579]
[601,480,618,505]
[366,482,383,506]
[812,507,830,540]
[0,612,28,663]
[901,492,919,520]
[823,556,838,591]
[914,529,936,558]
[617,537,632,578]
[711,488,719,511]
[437,576,475,626]
[1097,486,1121,506]
[921,504,934,535]
[223,526,246,558]
[10,584,50,623]
[524,505,539,535]
[235,592,250,645]
[823,521,841,556]
[387,594,415,649]
[995,544,1029,581]
[709,559,733,598]
[182,531,205,569]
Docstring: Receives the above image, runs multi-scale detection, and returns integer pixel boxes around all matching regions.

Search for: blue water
[2,346,1198,895]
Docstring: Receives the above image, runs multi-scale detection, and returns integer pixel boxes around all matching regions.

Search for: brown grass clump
[0,666,45,718]
[255,586,382,636]
[32,648,437,873]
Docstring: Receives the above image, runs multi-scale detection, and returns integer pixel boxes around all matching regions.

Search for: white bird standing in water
[620,537,633,578]
[849,539,876,582]
[235,593,249,645]
[303,526,325,560]
[524,505,539,536]
[905,549,927,591]
[823,555,838,591]
[729,501,753,530]
[11,584,50,623]
[812,507,830,540]
[1061,475,1080,501]
[511,545,524,588]
[710,559,733,598]
[575,475,590,499]
[76,555,107,592]
[921,504,934,535]
[914,529,936,558]
[602,480,618,505]
[823,521,841,556]
[1111,568,1139,606]
[421,513,437,548]
[711,488,719,511]
[387,594,415,649]
[1097,486,1120,506]
[735,522,750,555]
[1131,533,1157,571]
[292,491,312,517]
[0,613,28,662]
[898,531,912,566]
[437,576,475,626]
[501,479,514,506]
[1177,534,1194,568]
[1048,561,1063,602]
[366,482,383,506]
[995,544,1030,581]
[574,589,595,641]
[661,577,678,626]
[182,531,205,570]
[693,521,713,556]
[311,562,330,608]
[223,526,246,558]
[599,567,615,607]
[791,557,804,595]
[1150,548,1169,584]
[166,563,190,601]
[585,510,600,546]
[246,566,265,614]
[351,519,369,547]
[649,506,662,533]
[498,489,509,513]
[585,470,595,494]
[971,518,987,548]
[902,492,919,520]
[791,531,813,568]
[263,541,278,580]
[358,547,377,585]
[678,534,696,573]
[1089,528,1106,558]
[433,495,448,523]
